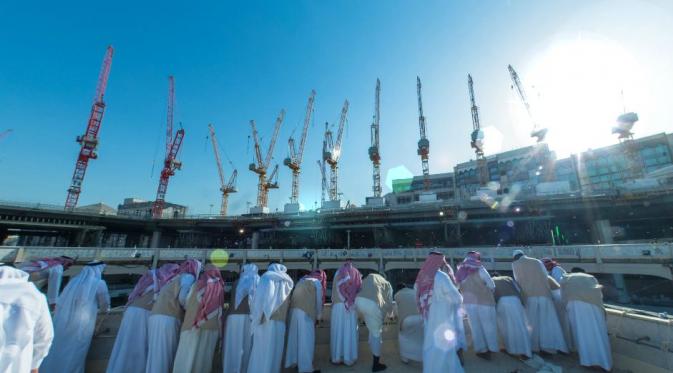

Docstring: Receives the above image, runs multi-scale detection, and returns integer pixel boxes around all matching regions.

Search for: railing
[3,243,672,278]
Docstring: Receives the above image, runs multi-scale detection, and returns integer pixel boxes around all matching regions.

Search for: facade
[390,132,673,203]
[74,202,117,215]
[388,172,455,206]
[576,132,673,193]
[117,198,187,219]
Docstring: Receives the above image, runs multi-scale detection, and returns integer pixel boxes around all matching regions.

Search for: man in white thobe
[146,259,201,373]
[492,274,532,358]
[512,249,568,354]
[41,261,110,373]
[394,284,423,364]
[416,252,464,373]
[330,260,362,366]
[173,264,224,373]
[222,263,259,373]
[561,270,612,371]
[19,256,74,311]
[543,257,573,350]
[455,251,498,360]
[285,269,326,373]
[247,263,294,373]
[106,263,180,373]
[355,273,394,372]
[0,263,54,373]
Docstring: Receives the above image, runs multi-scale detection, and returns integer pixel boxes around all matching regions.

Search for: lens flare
[210,249,229,268]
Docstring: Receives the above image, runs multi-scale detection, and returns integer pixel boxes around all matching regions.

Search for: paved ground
[299,340,602,373]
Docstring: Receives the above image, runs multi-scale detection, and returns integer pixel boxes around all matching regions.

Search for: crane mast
[152,77,185,218]
[317,159,327,204]
[65,46,114,211]
[284,90,316,205]
[368,79,382,197]
[468,74,488,187]
[323,100,349,201]
[416,77,430,190]
[208,124,237,216]
[508,65,547,142]
[249,110,285,211]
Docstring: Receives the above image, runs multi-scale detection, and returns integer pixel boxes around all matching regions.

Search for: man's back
[0,266,54,373]
[512,256,551,298]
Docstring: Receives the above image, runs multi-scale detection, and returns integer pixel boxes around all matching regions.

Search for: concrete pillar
[94,230,104,247]
[592,219,614,244]
[612,273,632,304]
[150,231,162,249]
[346,230,351,250]
[75,229,88,247]
[251,231,259,250]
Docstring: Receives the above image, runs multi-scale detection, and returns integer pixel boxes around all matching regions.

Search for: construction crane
[317,159,327,204]
[283,90,316,205]
[508,65,547,143]
[208,124,237,216]
[249,110,285,210]
[416,77,430,190]
[368,79,382,198]
[64,46,113,211]
[323,100,349,201]
[152,76,185,218]
[468,74,488,187]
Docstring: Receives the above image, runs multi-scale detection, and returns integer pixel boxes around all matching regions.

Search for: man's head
[396,282,407,292]
[512,249,525,261]
[571,267,586,273]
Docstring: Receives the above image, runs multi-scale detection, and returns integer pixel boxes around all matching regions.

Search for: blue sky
[1,0,672,215]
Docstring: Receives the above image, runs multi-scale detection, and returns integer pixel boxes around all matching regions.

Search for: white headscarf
[235,263,260,309]
[250,263,293,330]
[53,262,105,331]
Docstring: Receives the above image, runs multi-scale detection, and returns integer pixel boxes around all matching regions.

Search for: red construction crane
[284,90,316,205]
[152,76,185,218]
[368,79,382,197]
[64,46,113,211]
[416,77,430,190]
[208,123,237,216]
[249,110,284,210]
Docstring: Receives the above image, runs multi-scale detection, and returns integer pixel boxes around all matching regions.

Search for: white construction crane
[416,77,430,190]
[508,64,547,143]
[284,90,316,207]
[323,100,349,202]
[249,110,284,211]
[317,159,327,204]
[208,124,237,216]
[368,79,382,198]
[468,74,488,187]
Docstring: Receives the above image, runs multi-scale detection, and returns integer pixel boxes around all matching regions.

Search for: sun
[517,36,644,157]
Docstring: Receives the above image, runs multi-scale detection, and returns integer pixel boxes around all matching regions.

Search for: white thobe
[0,266,54,373]
[567,300,612,370]
[145,273,195,373]
[398,314,423,363]
[330,301,358,364]
[285,279,322,372]
[525,296,568,353]
[106,306,150,373]
[355,297,384,356]
[461,267,498,353]
[422,271,464,373]
[496,295,532,357]
[247,320,286,373]
[172,328,219,373]
[41,276,110,373]
[222,314,252,373]
[550,266,566,284]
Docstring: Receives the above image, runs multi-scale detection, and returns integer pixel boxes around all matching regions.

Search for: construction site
[2,12,673,371]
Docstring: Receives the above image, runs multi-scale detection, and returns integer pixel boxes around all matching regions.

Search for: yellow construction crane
[249,110,284,212]
[284,90,316,208]
[208,124,237,216]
